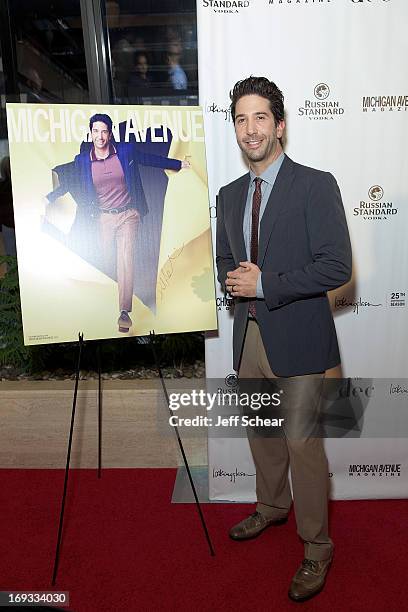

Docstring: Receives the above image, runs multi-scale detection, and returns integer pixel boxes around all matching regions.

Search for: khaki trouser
[98,208,139,312]
[239,319,333,561]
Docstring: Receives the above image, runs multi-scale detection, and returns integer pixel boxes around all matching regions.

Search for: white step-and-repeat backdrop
[197,0,408,500]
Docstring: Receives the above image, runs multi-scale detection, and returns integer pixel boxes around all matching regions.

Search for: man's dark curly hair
[89,113,113,133]
[230,76,284,125]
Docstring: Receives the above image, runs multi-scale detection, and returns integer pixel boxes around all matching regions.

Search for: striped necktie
[249,177,262,317]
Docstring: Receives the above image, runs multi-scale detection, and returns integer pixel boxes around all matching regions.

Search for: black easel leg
[149,331,215,557]
[97,342,102,479]
[51,333,84,585]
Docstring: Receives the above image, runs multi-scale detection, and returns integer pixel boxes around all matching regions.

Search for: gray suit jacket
[216,155,352,376]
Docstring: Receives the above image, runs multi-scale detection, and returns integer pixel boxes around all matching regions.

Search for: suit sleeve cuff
[262,269,286,309]
[256,272,264,299]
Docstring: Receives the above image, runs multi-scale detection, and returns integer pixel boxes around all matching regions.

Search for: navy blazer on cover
[46,141,182,218]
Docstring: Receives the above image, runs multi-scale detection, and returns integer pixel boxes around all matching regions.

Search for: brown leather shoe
[118,311,132,333]
[229,511,287,541]
[288,556,332,602]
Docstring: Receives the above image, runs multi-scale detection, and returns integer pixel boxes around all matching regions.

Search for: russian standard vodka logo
[314,83,330,100]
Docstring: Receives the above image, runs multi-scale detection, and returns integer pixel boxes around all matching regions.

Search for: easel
[51,331,214,586]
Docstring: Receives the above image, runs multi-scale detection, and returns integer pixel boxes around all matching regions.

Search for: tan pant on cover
[98,208,139,312]
[239,319,333,561]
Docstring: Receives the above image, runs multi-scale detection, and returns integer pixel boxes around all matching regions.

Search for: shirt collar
[249,152,285,185]
[90,142,117,162]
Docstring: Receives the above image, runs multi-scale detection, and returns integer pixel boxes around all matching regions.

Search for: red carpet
[0,469,406,612]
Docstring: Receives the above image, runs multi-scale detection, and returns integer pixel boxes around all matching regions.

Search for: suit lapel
[258,156,295,268]
[230,174,250,263]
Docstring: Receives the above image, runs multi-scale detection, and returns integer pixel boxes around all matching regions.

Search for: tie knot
[254,177,262,191]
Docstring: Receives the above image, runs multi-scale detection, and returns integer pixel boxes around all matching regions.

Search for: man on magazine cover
[46,113,190,333]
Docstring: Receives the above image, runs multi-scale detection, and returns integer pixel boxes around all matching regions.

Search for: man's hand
[181,160,191,169]
[226,261,260,298]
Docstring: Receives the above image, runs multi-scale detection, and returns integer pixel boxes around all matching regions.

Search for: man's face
[136,55,148,76]
[168,39,182,57]
[234,95,284,169]
[91,121,111,151]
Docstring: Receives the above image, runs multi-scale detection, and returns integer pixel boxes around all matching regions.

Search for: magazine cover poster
[6,103,217,345]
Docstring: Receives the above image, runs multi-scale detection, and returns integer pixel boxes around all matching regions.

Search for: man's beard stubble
[239,138,276,165]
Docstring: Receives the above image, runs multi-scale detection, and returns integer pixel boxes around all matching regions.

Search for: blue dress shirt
[243,152,285,298]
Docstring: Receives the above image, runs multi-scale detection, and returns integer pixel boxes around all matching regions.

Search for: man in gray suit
[216,77,352,602]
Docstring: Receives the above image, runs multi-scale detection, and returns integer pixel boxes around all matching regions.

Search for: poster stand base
[172,466,211,503]
[51,330,214,586]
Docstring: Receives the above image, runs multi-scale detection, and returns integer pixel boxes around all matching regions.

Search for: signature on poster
[158,245,184,302]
